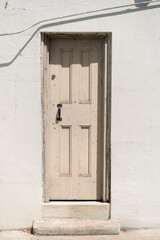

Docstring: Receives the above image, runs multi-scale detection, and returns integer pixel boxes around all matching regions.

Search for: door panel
[79,125,91,176]
[48,38,103,200]
[59,125,71,176]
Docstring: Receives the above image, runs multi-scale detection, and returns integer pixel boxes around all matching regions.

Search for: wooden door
[47,37,103,200]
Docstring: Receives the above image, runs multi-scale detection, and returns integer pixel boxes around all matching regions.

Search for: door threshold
[42,201,110,220]
[44,201,108,205]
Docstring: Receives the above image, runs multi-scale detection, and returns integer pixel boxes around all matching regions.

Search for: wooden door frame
[41,32,112,203]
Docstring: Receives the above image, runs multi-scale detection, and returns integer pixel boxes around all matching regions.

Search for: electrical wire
[0,0,160,36]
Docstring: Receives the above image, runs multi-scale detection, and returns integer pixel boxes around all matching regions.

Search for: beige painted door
[48,38,103,200]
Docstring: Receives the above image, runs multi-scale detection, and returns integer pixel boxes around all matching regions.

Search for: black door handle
[57,104,62,121]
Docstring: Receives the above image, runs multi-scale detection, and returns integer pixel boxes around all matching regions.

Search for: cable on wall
[0,0,160,37]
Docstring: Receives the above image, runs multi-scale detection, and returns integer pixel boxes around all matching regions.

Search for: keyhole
[52,74,56,80]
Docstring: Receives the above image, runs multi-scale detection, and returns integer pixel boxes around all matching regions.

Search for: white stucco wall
[0,0,160,230]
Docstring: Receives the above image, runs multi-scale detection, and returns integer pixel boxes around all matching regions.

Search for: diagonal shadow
[0,3,160,68]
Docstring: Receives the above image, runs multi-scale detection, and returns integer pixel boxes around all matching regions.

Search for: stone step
[33,219,120,235]
[42,201,110,220]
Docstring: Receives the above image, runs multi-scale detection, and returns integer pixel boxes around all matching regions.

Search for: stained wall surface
[0,0,160,229]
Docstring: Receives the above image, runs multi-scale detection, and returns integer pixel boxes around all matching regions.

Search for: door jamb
[41,32,112,203]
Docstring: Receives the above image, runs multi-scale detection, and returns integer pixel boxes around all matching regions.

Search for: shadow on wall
[0,0,159,68]
[135,0,152,7]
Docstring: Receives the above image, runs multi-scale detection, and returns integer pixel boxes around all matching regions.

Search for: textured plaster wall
[0,0,160,229]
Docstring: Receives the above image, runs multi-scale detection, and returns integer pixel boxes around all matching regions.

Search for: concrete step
[33,219,120,235]
[42,201,110,220]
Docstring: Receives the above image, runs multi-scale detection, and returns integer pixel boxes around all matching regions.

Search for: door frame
[41,32,112,203]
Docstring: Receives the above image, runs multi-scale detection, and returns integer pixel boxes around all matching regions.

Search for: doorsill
[42,201,110,220]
